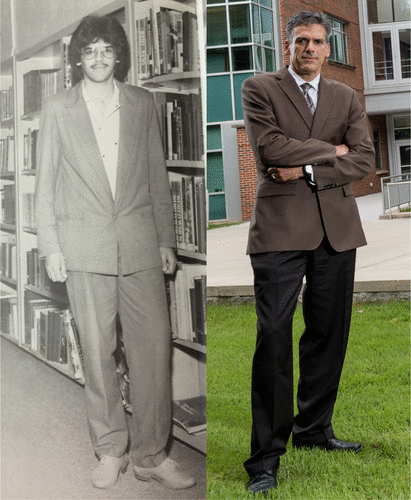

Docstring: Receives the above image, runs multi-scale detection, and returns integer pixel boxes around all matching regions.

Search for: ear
[326,43,331,58]
[283,39,291,56]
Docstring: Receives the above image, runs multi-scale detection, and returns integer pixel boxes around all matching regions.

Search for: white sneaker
[91,454,129,489]
[134,458,196,490]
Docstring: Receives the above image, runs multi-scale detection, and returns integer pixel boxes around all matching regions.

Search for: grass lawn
[207,300,410,500]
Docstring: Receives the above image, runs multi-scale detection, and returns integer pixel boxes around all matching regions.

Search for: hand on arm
[160,247,177,275]
[46,253,67,282]
[268,166,305,183]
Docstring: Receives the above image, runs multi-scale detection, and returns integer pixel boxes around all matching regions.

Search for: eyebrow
[295,37,325,43]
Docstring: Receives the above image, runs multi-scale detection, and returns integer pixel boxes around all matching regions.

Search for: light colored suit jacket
[35,80,176,275]
[242,67,375,254]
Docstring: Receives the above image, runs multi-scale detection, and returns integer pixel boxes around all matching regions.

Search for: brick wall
[237,0,382,221]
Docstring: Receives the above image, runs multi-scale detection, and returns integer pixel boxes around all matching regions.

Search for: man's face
[286,24,330,80]
[80,39,117,84]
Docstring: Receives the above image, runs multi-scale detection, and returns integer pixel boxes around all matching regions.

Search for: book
[62,309,84,383]
[173,395,206,434]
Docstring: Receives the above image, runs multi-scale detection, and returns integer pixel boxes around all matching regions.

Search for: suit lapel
[310,77,336,138]
[277,69,314,129]
[64,84,113,204]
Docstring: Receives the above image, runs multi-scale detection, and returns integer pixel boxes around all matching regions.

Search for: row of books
[135,0,198,79]
[1,86,14,122]
[1,297,18,340]
[23,69,62,115]
[26,248,65,295]
[0,239,17,280]
[24,301,84,382]
[22,193,35,229]
[167,263,206,345]
[154,92,202,161]
[0,136,15,173]
[1,184,16,225]
[23,128,39,171]
[169,172,206,254]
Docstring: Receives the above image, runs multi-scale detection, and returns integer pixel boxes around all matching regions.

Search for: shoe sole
[293,443,362,453]
[134,471,196,490]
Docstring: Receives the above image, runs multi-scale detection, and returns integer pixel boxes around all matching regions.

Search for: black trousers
[244,238,356,476]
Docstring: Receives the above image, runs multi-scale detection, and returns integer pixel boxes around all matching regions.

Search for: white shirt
[82,81,120,199]
[288,66,320,109]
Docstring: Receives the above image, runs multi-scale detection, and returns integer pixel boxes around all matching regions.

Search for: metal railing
[381,173,411,219]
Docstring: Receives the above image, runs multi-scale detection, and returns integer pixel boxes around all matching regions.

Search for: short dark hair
[286,11,332,44]
[69,15,130,84]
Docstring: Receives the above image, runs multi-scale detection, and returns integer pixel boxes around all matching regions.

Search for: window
[367,0,410,24]
[373,130,382,169]
[329,18,349,64]
[372,30,394,80]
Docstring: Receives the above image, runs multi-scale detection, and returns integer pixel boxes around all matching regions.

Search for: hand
[336,144,349,156]
[268,167,304,183]
[46,253,67,282]
[160,247,177,275]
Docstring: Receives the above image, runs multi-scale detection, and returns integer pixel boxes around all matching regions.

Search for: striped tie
[301,83,315,115]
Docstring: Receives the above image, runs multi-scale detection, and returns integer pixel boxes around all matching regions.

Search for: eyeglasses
[81,46,116,60]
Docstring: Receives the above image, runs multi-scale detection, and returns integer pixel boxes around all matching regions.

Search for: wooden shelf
[1,275,18,287]
[25,284,68,304]
[140,71,200,88]
[21,169,37,176]
[177,248,206,262]
[1,117,14,127]
[23,226,37,234]
[21,111,41,121]
[0,171,15,180]
[0,223,16,233]
[166,160,204,169]
[173,338,206,354]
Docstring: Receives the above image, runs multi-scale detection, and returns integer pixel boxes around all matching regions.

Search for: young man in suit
[35,15,195,491]
[241,11,375,494]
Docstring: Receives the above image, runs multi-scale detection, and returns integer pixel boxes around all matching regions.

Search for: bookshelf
[1,0,206,454]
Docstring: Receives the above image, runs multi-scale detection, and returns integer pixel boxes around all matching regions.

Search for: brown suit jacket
[242,67,375,254]
[35,80,176,275]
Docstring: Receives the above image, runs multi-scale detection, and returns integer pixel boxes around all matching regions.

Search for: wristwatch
[303,164,316,187]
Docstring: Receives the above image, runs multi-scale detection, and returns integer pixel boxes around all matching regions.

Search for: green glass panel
[207,125,222,150]
[230,5,251,44]
[207,47,230,73]
[252,4,261,44]
[207,152,225,192]
[260,0,272,7]
[261,7,274,47]
[254,45,262,71]
[264,47,275,72]
[207,75,233,122]
[207,0,224,3]
[234,73,253,120]
[207,7,228,46]
[394,116,411,128]
[232,46,252,71]
[209,193,227,220]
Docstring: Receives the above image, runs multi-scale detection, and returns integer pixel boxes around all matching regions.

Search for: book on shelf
[0,85,14,121]
[22,192,35,229]
[154,92,202,161]
[167,263,206,345]
[173,395,206,435]
[23,69,62,115]
[0,236,17,280]
[62,36,73,90]
[62,309,84,382]
[1,297,18,340]
[26,248,66,297]
[23,128,38,171]
[135,0,198,79]
[0,136,15,173]
[168,172,206,254]
[1,183,16,225]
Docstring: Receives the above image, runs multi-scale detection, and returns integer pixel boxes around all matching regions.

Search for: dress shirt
[82,81,120,199]
[288,66,320,109]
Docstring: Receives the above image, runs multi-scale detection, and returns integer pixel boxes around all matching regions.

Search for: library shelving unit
[1,0,206,454]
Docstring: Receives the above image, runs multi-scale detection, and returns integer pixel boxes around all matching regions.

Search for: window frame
[328,17,349,65]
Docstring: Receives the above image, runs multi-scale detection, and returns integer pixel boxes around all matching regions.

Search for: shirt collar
[288,66,321,92]
[82,80,120,105]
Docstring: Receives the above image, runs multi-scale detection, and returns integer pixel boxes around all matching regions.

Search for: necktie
[301,83,315,115]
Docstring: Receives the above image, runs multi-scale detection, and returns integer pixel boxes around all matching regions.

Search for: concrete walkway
[207,193,410,289]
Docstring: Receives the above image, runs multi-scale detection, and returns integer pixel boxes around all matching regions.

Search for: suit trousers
[244,238,356,476]
[66,267,171,468]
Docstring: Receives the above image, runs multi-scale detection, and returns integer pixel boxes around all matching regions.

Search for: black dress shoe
[293,436,362,453]
[247,470,278,495]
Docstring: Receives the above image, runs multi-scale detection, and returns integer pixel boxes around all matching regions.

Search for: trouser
[66,267,171,468]
[244,238,356,476]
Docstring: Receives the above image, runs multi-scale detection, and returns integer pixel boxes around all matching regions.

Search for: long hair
[286,11,332,44]
[69,15,130,84]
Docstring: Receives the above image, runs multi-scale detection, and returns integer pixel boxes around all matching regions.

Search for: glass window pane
[367,0,393,24]
[260,7,274,48]
[254,45,262,71]
[394,116,411,129]
[252,4,261,44]
[207,48,230,73]
[207,7,228,46]
[207,0,224,4]
[399,29,411,79]
[207,75,233,122]
[372,31,394,80]
[207,152,225,192]
[260,0,272,8]
[207,125,222,150]
[373,130,382,169]
[394,0,411,21]
[230,5,251,44]
[209,193,227,220]
[233,73,253,120]
[264,47,275,72]
[232,46,252,71]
